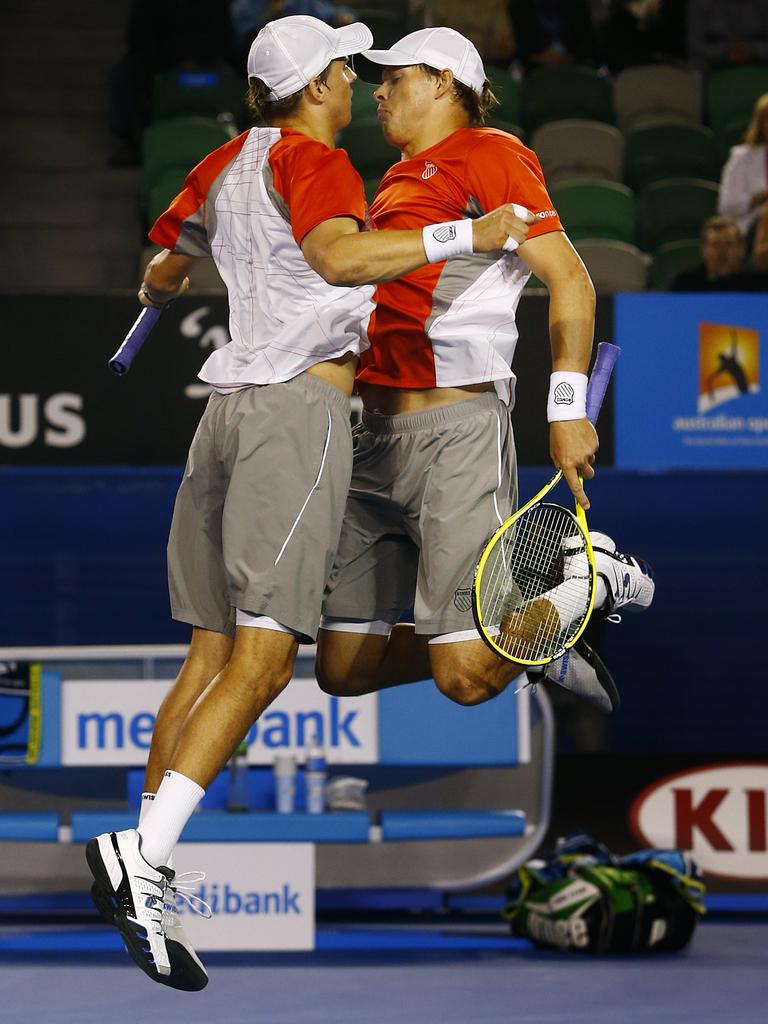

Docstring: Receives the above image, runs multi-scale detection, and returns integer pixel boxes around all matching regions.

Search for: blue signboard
[615,294,768,469]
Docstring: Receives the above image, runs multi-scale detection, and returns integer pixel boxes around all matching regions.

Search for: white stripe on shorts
[493,408,504,527]
[274,409,332,566]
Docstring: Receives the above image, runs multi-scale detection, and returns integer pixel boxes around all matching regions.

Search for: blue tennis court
[0,920,765,1024]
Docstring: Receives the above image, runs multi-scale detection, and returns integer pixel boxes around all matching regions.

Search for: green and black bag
[503,833,706,953]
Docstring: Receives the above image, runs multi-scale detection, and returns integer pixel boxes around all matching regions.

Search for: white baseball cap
[247,15,374,99]
[356,27,486,96]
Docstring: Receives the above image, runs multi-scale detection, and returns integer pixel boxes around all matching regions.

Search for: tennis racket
[472,341,620,666]
[108,305,163,374]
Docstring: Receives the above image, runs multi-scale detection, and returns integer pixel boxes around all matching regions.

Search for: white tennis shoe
[588,531,655,615]
[86,829,209,991]
[562,531,655,615]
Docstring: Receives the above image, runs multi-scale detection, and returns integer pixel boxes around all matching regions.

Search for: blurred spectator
[425,2,515,66]
[230,0,357,58]
[718,94,768,256]
[507,0,596,71]
[109,0,238,164]
[668,215,768,290]
[687,0,768,67]
[598,0,686,73]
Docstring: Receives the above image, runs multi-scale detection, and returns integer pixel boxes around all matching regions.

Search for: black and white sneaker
[86,829,208,992]
[590,531,655,614]
[564,531,655,616]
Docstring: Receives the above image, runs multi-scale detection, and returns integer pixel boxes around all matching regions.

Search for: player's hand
[138,276,190,308]
[550,419,598,510]
[472,204,537,254]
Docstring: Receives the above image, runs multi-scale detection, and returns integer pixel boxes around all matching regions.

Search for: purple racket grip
[585,342,620,425]
[108,305,163,374]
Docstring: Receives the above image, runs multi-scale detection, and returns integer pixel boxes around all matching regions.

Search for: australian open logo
[422,161,438,180]
[453,587,472,612]
[697,323,760,414]
[554,382,575,406]
[433,224,457,244]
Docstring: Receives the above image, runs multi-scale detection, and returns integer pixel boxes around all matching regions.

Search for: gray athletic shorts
[168,373,352,641]
[323,391,518,635]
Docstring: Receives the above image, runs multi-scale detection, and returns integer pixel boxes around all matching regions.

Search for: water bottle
[273,753,297,814]
[304,733,327,814]
[226,741,249,812]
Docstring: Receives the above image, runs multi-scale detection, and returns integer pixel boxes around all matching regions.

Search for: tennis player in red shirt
[318,27,654,706]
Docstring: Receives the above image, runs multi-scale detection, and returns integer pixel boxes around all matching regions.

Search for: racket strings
[479,505,593,662]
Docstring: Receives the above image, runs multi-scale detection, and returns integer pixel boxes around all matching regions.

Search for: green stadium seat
[613,65,701,133]
[339,116,398,178]
[706,65,768,136]
[486,68,522,126]
[146,167,188,228]
[573,239,648,292]
[624,120,720,192]
[649,239,702,290]
[717,117,750,164]
[152,64,248,128]
[637,178,718,252]
[521,66,614,135]
[142,116,234,190]
[531,119,623,185]
[550,179,636,244]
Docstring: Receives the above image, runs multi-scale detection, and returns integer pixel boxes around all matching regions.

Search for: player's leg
[143,626,233,793]
[316,622,431,696]
[88,376,352,989]
[431,527,656,708]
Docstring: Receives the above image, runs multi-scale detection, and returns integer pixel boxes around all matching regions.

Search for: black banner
[1,294,614,466]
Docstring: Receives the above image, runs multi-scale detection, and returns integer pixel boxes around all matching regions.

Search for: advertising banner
[61,678,378,766]
[615,294,768,469]
[1,294,614,467]
[174,842,315,950]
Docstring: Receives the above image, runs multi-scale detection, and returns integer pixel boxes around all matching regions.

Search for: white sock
[138,792,155,825]
[139,792,175,870]
[137,770,204,868]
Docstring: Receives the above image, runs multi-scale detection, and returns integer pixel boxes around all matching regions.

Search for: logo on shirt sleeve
[554,382,575,406]
[432,224,457,243]
[422,161,438,180]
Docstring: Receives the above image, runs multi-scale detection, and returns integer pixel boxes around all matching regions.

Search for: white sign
[61,678,378,765]
[631,762,768,881]
[173,842,314,950]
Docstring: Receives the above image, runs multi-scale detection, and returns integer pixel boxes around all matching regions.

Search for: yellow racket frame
[472,469,597,666]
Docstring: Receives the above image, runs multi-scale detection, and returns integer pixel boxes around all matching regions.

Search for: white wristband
[547,371,588,422]
[422,219,473,263]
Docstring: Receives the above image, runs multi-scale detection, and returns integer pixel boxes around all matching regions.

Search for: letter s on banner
[630,761,768,881]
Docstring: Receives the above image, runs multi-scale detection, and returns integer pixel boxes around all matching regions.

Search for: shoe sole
[577,639,621,713]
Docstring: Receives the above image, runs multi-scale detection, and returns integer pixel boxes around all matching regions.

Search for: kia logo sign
[630,762,768,881]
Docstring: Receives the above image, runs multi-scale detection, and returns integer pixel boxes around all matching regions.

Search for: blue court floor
[0,921,765,1024]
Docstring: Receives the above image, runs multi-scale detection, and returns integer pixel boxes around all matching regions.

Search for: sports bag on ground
[503,832,705,953]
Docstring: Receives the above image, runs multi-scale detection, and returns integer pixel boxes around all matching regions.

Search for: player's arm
[139,249,197,307]
[518,230,598,509]
[300,206,534,287]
